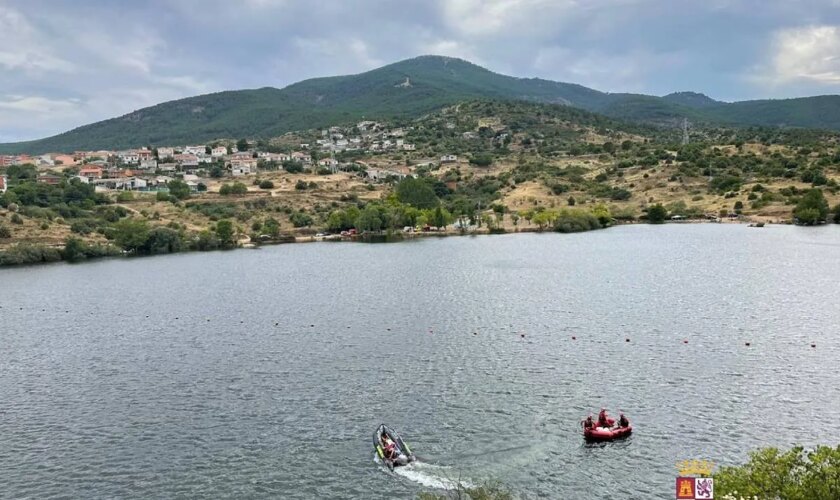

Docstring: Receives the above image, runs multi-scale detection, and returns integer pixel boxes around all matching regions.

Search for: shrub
[258,180,274,189]
[554,209,602,233]
[647,204,667,223]
[156,191,171,202]
[219,182,248,195]
[0,224,10,238]
[714,445,840,500]
[290,211,313,227]
[10,213,23,224]
[116,191,134,202]
[0,243,63,266]
[295,180,308,190]
[469,153,493,167]
[794,189,828,225]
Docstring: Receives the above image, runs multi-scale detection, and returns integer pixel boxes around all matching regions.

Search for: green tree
[0,224,11,239]
[355,206,383,232]
[290,211,313,227]
[112,218,150,252]
[141,227,183,255]
[469,153,493,167]
[215,219,236,248]
[430,205,453,229]
[262,217,281,237]
[236,138,249,152]
[833,203,840,224]
[62,237,86,262]
[647,203,667,224]
[396,177,438,209]
[167,179,191,200]
[714,445,840,500]
[258,180,274,189]
[794,188,828,225]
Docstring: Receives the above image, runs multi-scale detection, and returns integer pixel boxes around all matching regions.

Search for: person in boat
[382,435,397,460]
[583,415,594,430]
[597,408,610,428]
[617,413,629,428]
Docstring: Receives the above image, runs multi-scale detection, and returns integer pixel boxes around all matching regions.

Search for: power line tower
[681,118,690,146]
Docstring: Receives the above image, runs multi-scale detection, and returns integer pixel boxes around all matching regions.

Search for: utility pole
[682,118,690,146]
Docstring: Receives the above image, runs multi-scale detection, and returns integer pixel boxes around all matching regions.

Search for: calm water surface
[2,224,840,499]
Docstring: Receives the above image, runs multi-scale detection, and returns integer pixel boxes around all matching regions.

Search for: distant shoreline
[0,218,779,269]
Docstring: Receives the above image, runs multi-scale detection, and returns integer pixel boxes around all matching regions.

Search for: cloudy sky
[3,0,840,142]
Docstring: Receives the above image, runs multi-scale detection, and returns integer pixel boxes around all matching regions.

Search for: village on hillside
[0,121,439,195]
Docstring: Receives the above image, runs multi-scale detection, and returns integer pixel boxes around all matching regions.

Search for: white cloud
[0,6,75,73]
[0,95,81,113]
[767,25,840,84]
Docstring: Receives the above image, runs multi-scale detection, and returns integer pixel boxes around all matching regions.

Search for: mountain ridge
[3,55,840,154]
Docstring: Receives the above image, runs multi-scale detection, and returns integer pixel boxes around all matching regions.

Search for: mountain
[662,92,722,109]
[3,55,840,154]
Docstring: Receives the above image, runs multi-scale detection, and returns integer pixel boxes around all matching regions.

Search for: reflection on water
[1,224,839,499]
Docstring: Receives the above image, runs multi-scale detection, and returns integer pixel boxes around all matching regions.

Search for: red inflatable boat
[582,417,633,442]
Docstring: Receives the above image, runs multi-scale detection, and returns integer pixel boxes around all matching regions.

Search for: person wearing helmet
[583,414,594,430]
[618,413,629,428]
[597,408,610,428]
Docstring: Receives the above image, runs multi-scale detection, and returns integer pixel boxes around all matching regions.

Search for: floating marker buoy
[175,317,179,320]
[571,336,576,340]
[386,328,391,331]
[745,342,751,346]
[683,339,688,344]
[473,332,477,336]
[625,338,630,342]
[310,324,315,327]
[811,343,816,348]
[520,333,525,338]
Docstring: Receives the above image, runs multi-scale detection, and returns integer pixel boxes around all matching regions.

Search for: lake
[2,224,840,499]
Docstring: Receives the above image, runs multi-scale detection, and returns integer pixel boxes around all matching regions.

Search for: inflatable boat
[373,424,416,470]
[582,417,632,442]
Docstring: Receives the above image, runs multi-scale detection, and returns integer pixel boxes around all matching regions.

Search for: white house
[402,143,416,151]
[441,154,458,163]
[318,158,338,168]
[157,147,175,159]
[139,159,158,170]
[211,146,227,157]
[0,175,7,194]
[183,145,206,155]
[291,152,311,164]
[118,151,140,164]
[230,158,257,176]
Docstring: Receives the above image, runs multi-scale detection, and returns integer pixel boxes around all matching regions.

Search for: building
[441,154,458,163]
[230,158,257,176]
[0,175,6,193]
[173,154,199,169]
[157,147,175,159]
[211,146,227,157]
[183,145,206,155]
[79,166,104,182]
[37,173,62,185]
[139,159,158,170]
[117,151,140,164]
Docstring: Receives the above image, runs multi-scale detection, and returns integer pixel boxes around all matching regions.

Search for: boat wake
[377,457,473,490]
